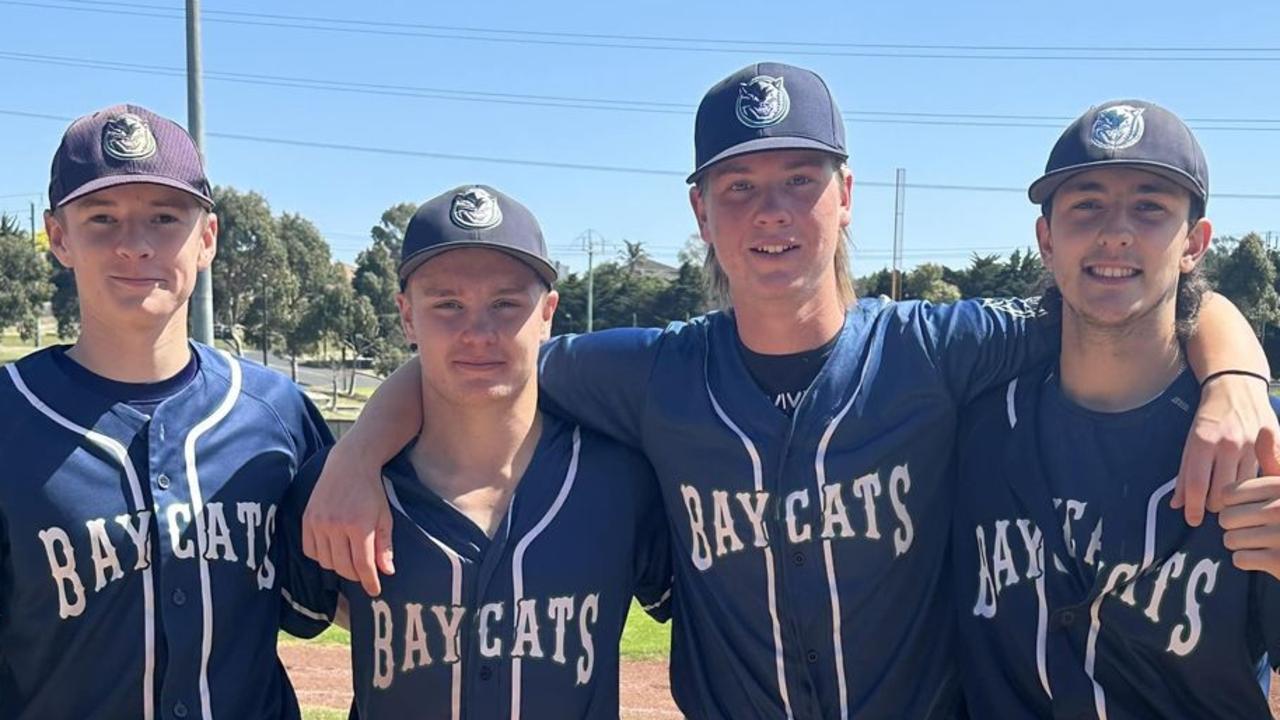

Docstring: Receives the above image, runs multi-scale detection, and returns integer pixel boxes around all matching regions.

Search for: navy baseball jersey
[953,365,1280,720]
[537,297,1056,720]
[280,413,673,720]
[0,343,331,720]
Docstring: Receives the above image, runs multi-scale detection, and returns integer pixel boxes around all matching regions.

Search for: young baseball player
[954,101,1280,719]
[303,65,1274,719]
[278,185,672,720]
[0,105,331,719]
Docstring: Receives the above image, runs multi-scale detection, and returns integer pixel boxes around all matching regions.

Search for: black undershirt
[50,345,200,417]
[737,334,840,416]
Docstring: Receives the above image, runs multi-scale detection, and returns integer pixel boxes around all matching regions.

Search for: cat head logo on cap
[450,187,503,230]
[1089,104,1146,151]
[735,75,791,129]
[101,113,158,161]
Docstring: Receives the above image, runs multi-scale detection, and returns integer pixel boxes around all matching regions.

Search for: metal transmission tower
[186,0,214,344]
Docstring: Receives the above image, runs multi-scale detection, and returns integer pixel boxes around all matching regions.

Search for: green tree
[903,263,961,304]
[1213,233,1279,334]
[210,187,284,356]
[48,252,78,338]
[271,213,333,380]
[353,202,416,375]
[0,217,51,341]
[855,268,894,298]
[997,248,1048,297]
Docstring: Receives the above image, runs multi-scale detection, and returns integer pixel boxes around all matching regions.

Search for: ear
[837,165,853,228]
[395,289,416,346]
[689,184,712,246]
[197,212,219,271]
[1180,217,1213,273]
[45,209,74,270]
[1035,215,1054,268]
[540,289,560,342]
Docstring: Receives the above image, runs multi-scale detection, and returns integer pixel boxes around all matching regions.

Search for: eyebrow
[417,286,532,297]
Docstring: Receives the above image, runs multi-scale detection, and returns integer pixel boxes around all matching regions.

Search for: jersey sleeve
[628,459,673,623]
[919,297,1061,405]
[538,328,665,448]
[294,389,335,465]
[278,447,341,639]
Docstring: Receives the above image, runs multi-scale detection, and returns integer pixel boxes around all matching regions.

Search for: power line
[5,1,1280,62]
[3,109,1278,200]
[3,51,1280,132]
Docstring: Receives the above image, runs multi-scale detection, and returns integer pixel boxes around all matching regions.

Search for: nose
[115,217,156,259]
[1097,210,1135,248]
[753,186,792,228]
[458,308,499,345]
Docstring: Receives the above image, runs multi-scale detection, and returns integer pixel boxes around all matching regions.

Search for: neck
[732,286,848,354]
[1058,305,1184,412]
[67,309,193,382]
[411,382,543,497]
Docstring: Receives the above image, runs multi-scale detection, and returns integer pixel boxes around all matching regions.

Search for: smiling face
[46,182,216,334]
[1037,167,1211,335]
[397,247,558,408]
[690,149,852,309]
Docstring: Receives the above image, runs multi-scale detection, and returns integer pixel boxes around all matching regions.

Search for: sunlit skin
[44,182,216,381]
[689,149,853,353]
[1037,167,1211,337]
[396,247,558,410]
[394,247,559,536]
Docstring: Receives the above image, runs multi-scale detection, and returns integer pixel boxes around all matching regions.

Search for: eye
[1134,200,1168,214]
[88,214,117,224]
[153,213,181,225]
[493,298,523,310]
[433,300,463,311]
[727,180,753,192]
[1069,199,1102,211]
[786,174,814,186]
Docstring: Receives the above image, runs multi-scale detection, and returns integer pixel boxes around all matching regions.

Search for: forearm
[339,359,423,468]
[1186,292,1271,379]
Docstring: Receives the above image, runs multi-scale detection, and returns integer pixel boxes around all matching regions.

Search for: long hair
[698,158,857,308]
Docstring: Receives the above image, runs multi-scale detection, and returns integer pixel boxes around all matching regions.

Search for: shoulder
[290,445,335,506]
[959,364,1046,440]
[196,344,312,416]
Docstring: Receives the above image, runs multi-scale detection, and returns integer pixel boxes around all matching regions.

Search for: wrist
[1200,369,1271,388]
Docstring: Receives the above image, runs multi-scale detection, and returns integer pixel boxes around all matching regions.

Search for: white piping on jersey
[183,350,241,720]
[704,368,794,720]
[280,587,330,622]
[510,427,581,720]
[1034,557,1051,700]
[813,349,875,720]
[7,364,158,720]
[1005,378,1019,428]
[384,477,464,720]
[1083,477,1177,720]
[1008,379,1051,699]
[641,585,673,613]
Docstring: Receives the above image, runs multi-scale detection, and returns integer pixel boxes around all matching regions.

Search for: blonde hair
[697,157,856,308]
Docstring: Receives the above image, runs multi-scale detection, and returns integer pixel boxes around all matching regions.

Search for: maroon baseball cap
[48,104,213,210]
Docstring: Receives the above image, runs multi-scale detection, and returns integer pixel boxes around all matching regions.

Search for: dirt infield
[280,644,681,717]
[284,645,1280,719]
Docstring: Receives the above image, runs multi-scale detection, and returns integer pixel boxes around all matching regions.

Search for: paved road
[238,349,382,393]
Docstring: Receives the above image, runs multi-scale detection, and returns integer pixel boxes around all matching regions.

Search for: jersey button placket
[157,473,171,490]
[172,702,188,718]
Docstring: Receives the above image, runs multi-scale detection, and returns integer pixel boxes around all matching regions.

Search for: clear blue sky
[2,0,1279,276]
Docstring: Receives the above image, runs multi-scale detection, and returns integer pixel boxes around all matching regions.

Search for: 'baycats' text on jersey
[539,298,1057,720]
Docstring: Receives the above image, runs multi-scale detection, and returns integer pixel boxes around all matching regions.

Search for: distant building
[632,256,680,282]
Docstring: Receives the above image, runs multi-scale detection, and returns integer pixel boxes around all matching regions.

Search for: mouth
[110,276,164,287]
[453,360,505,371]
[1084,264,1141,280]
[750,241,800,256]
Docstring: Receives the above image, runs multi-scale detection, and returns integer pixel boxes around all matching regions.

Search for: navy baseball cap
[399,185,557,287]
[688,62,847,183]
[49,104,213,210]
[1029,100,1208,207]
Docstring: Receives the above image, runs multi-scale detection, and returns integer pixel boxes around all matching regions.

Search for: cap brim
[56,174,214,209]
[687,136,848,184]
[399,241,558,288]
[1028,159,1207,205]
